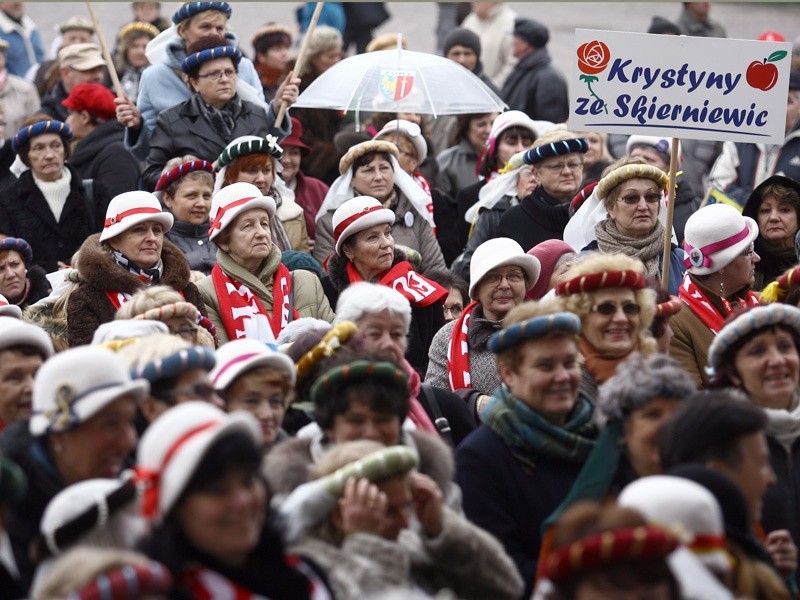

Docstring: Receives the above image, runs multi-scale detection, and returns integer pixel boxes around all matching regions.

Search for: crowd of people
[0,1,799,598]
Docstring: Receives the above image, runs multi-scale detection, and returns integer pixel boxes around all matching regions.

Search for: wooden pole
[85,1,125,98]
[275,1,325,129]
[660,138,680,290]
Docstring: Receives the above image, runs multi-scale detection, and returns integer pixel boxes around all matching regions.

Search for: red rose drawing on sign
[577,41,611,114]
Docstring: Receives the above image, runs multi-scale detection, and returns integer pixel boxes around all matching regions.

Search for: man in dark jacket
[500,18,569,123]
[63,82,141,198]
[40,43,106,121]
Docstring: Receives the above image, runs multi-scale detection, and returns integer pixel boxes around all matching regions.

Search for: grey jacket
[451,197,514,280]
[436,139,480,199]
[165,220,216,275]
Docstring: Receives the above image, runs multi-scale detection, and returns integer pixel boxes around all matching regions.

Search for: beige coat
[276,192,310,253]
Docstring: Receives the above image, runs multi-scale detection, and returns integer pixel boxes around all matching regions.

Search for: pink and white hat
[331,196,395,256]
[100,191,174,242]
[210,339,296,391]
[135,401,260,520]
[208,182,276,241]
[682,204,758,275]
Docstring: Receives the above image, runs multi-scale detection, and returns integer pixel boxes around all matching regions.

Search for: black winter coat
[0,165,110,271]
[497,187,570,252]
[69,119,141,198]
[500,48,569,124]
[455,179,487,252]
[165,220,217,275]
[763,435,800,547]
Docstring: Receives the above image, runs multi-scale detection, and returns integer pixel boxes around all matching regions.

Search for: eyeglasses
[194,68,237,81]
[591,302,641,316]
[618,193,662,205]
[740,244,755,259]
[169,325,199,343]
[443,303,464,316]
[482,270,526,286]
[539,161,583,173]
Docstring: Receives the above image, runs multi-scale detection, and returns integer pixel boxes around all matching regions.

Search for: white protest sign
[571,30,792,144]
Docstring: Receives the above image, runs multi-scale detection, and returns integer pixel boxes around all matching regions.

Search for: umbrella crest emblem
[379,70,415,102]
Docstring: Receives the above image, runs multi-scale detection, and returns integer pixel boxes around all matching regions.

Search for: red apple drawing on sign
[746,50,787,91]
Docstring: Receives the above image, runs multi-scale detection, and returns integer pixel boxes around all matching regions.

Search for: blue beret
[12,120,73,154]
[523,138,589,165]
[488,312,581,354]
[131,346,216,385]
[0,237,32,265]
[181,45,242,74]
[172,1,231,24]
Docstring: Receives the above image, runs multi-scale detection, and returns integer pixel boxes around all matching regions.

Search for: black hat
[443,27,481,58]
[648,16,681,36]
[513,18,549,48]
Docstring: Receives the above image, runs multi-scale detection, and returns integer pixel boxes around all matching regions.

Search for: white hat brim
[99,212,175,242]
[334,207,395,256]
[212,351,296,390]
[0,304,22,319]
[687,216,759,276]
[208,196,276,241]
[469,254,541,299]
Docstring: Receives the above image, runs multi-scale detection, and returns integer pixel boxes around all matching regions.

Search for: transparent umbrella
[292,46,508,127]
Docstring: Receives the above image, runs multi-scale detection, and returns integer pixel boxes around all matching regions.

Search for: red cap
[61,83,116,121]
[281,117,311,155]
[758,31,785,42]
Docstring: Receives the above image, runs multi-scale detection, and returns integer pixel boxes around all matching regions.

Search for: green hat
[310,360,409,405]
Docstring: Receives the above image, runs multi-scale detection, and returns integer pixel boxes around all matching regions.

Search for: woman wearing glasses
[142,36,271,190]
[553,253,657,400]
[670,203,760,386]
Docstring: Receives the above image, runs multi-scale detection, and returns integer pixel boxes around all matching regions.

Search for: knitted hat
[339,140,399,175]
[62,82,117,121]
[595,162,668,201]
[210,339,296,390]
[443,27,480,58]
[30,347,149,436]
[374,119,427,163]
[281,117,311,155]
[136,401,261,520]
[130,301,200,324]
[526,240,575,300]
[131,346,216,385]
[154,159,215,193]
[118,21,160,41]
[281,249,324,279]
[172,1,231,24]
[556,269,647,296]
[513,17,549,48]
[251,23,292,48]
[208,182,276,241]
[12,120,73,153]
[331,196,395,256]
[0,237,33,265]
[488,312,581,354]
[0,315,54,356]
[0,451,26,504]
[708,305,800,374]
[469,237,541,299]
[181,44,241,74]
[0,295,22,319]
[648,16,681,35]
[310,360,409,405]
[58,43,104,71]
[100,191,174,242]
[682,204,758,275]
[70,561,173,600]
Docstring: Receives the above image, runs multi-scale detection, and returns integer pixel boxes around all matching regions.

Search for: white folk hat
[208,182,276,241]
[100,191,174,242]
[682,203,758,275]
[30,346,149,436]
[469,237,540,299]
[331,196,395,256]
[136,401,261,520]
[374,119,427,163]
[0,295,22,319]
[0,315,53,356]
[210,339,296,390]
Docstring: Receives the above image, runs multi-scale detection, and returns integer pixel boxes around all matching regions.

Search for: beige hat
[58,43,104,71]
[59,16,95,34]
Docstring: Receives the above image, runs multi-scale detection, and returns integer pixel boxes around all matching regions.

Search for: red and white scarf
[104,290,133,310]
[346,261,447,308]
[678,273,760,334]
[447,300,478,390]
[211,263,298,342]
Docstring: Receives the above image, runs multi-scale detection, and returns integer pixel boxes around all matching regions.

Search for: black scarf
[192,93,243,141]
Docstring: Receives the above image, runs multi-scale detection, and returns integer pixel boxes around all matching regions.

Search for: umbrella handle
[275,1,325,129]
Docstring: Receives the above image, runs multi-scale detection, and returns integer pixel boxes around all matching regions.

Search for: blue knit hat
[181,44,241,74]
[131,346,216,384]
[488,312,581,354]
[172,1,231,25]
[12,120,73,153]
[0,237,33,266]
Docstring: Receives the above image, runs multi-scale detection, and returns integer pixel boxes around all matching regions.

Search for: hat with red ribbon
[682,204,758,276]
[100,191,174,242]
[331,196,395,256]
[207,182,275,241]
[556,269,647,296]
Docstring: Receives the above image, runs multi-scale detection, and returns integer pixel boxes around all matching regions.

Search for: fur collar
[327,249,406,293]
[75,233,191,293]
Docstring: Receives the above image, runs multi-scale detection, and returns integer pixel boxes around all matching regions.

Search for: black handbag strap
[419,383,454,447]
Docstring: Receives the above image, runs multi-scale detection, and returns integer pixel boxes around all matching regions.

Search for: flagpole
[661,138,680,290]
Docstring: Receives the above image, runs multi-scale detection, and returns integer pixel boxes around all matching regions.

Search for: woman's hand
[765,529,797,577]
[271,70,301,114]
[410,472,443,538]
[115,94,141,130]
[338,477,387,536]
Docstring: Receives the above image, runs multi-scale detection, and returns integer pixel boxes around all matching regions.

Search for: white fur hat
[208,182,276,241]
[374,119,427,163]
[210,339,296,390]
[30,347,149,436]
[469,237,540,299]
[0,294,21,319]
[682,203,758,275]
[100,191,174,242]
[136,401,261,520]
[331,196,395,256]
[0,315,53,356]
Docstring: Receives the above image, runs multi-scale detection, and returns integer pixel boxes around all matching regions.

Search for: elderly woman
[670,203,761,386]
[136,402,328,598]
[707,304,800,576]
[142,36,273,190]
[197,182,334,345]
[0,237,50,310]
[373,119,431,192]
[456,301,597,597]
[314,140,447,273]
[216,134,308,252]
[427,237,540,414]
[283,440,523,599]
[0,119,109,272]
[436,112,496,199]
[0,346,147,588]
[742,175,800,290]
[67,191,206,347]
[154,156,216,274]
[577,130,613,185]
[554,253,657,399]
[210,338,296,451]
[251,24,292,102]
[114,21,159,102]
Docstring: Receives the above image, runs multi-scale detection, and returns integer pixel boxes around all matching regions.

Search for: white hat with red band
[136,401,261,521]
[100,191,174,242]
[331,196,395,256]
[210,338,296,391]
[208,182,276,241]
[682,204,758,276]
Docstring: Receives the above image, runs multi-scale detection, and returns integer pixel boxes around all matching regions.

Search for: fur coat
[66,234,206,347]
